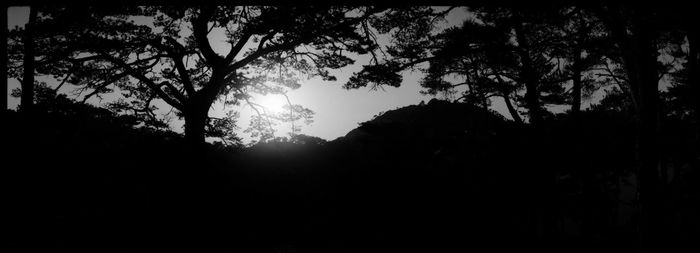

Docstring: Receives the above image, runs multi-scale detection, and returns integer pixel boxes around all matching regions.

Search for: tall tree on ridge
[20,7,37,113]
[597,5,668,252]
[1,5,7,113]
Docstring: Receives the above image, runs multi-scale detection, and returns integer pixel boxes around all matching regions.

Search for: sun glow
[256,94,289,114]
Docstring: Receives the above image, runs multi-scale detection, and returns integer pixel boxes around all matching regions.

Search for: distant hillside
[325,98,519,169]
[342,98,511,142]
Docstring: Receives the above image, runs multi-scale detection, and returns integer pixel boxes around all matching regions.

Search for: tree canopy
[8,6,393,144]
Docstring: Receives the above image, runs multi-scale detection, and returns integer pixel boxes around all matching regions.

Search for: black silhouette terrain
[5,95,699,253]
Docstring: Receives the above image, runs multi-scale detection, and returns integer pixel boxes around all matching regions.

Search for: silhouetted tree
[347,6,585,125]
[596,5,677,252]
[546,7,611,116]
[452,6,572,126]
[343,7,457,89]
[6,6,40,113]
[418,19,523,122]
[207,110,243,146]
[690,26,700,160]
[344,7,523,117]
[14,6,387,146]
[661,6,700,171]
[8,7,98,107]
[19,7,37,113]
[7,7,171,130]
[1,6,7,113]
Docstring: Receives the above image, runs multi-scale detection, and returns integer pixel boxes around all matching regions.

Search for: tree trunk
[512,19,543,126]
[571,47,583,116]
[503,92,523,125]
[599,6,665,251]
[182,67,227,147]
[20,7,37,113]
[635,36,662,253]
[510,12,554,244]
[688,31,700,170]
[636,19,662,253]
[183,101,210,147]
[495,74,524,125]
[1,5,7,113]
[609,7,663,252]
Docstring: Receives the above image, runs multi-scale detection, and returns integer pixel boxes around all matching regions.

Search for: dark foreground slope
[4,104,241,252]
[4,98,699,253]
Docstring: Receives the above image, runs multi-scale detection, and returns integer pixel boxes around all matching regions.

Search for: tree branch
[173,56,196,96]
[237,87,275,135]
[226,13,378,73]
[193,7,224,66]
[397,56,437,71]
[99,51,185,111]
[70,54,104,63]
[151,37,197,96]
[225,32,253,65]
[81,72,129,103]
[127,54,169,68]
[53,67,75,93]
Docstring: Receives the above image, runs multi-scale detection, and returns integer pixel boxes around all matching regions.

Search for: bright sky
[6,6,521,144]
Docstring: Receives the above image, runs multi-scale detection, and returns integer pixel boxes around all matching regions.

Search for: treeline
[344,6,699,252]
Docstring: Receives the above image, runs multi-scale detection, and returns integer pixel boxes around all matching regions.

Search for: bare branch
[396,56,436,71]
[81,72,129,103]
[430,7,457,23]
[128,54,168,69]
[236,87,275,135]
[154,37,197,96]
[225,32,253,65]
[193,7,224,66]
[281,92,296,134]
[256,31,278,53]
[99,51,185,111]
[70,54,104,63]
[595,73,628,82]
[227,14,379,73]
[173,56,196,96]
[449,82,471,88]
[53,66,76,93]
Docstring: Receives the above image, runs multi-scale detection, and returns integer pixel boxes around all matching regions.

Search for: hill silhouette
[4,97,699,253]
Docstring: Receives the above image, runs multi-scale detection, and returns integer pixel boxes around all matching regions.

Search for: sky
[6,6,523,144]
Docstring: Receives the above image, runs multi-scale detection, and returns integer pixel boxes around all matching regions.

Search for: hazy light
[255,94,289,114]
